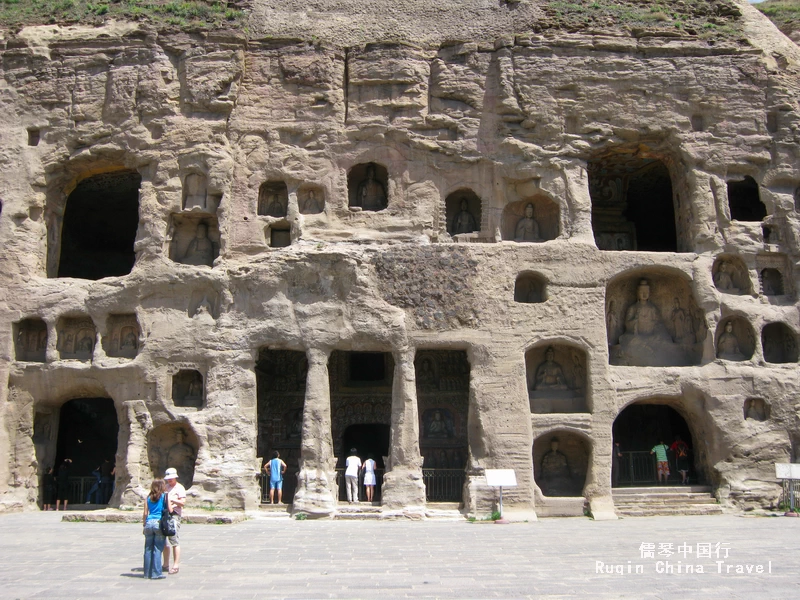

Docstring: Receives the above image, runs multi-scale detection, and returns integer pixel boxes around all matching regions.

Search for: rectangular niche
[14,318,47,362]
[172,369,205,409]
[182,172,221,214]
[103,314,140,359]
[57,317,96,361]
[756,254,791,297]
[258,181,289,218]
[270,228,291,248]
[168,215,220,267]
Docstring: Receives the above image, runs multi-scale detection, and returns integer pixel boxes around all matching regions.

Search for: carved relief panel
[148,424,199,488]
[57,317,96,361]
[104,314,140,359]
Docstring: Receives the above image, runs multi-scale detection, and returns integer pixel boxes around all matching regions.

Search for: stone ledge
[60,510,245,524]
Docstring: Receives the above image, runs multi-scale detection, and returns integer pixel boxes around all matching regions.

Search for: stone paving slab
[0,512,797,599]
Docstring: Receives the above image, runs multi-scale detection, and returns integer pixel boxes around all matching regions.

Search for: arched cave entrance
[533,430,590,497]
[330,351,393,502]
[727,176,766,222]
[612,403,698,486]
[256,348,307,505]
[589,156,679,252]
[54,398,119,505]
[56,170,141,280]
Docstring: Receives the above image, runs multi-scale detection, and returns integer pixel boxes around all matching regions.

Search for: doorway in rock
[329,350,393,503]
[612,403,697,487]
[54,398,118,505]
[255,348,307,505]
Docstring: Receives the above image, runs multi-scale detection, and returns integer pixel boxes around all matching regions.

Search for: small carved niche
[533,431,589,497]
[514,273,547,304]
[14,318,47,362]
[172,369,204,408]
[169,215,220,267]
[712,255,751,295]
[269,227,291,248]
[715,317,755,362]
[182,172,220,213]
[526,344,587,413]
[348,163,389,211]
[502,197,559,242]
[104,314,140,359]
[57,317,96,361]
[760,268,784,296]
[727,176,766,222]
[445,189,481,236]
[762,322,798,364]
[743,398,769,422]
[27,127,40,146]
[189,290,219,319]
[258,181,289,218]
[299,186,325,215]
[147,423,199,489]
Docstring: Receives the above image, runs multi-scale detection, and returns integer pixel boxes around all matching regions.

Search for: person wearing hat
[162,467,186,574]
[344,448,362,504]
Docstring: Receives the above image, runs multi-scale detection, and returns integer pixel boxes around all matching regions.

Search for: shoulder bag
[160,493,177,537]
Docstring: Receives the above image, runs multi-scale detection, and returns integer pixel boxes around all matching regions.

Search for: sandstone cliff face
[0,1,798,516]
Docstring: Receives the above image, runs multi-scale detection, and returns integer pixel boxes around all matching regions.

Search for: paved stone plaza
[0,512,797,599]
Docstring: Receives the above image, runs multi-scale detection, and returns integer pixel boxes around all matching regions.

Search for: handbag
[160,493,177,537]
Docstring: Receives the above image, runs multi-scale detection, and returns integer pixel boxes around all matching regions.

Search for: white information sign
[485,469,517,487]
[775,463,800,479]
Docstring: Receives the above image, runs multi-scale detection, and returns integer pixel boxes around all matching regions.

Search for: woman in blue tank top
[142,479,171,579]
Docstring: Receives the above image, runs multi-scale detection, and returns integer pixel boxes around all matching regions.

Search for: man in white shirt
[162,467,186,574]
[344,448,362,504]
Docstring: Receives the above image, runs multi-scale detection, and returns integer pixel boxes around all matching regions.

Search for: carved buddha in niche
[533,346,568,390]
[452,199,477,234]
[514,203,540,242]
[624,280,665,337]
[302,190,322,214]
[671,298,693,344]
[165,429,195,484]
[717,321,745,361]
[540,438,572,496]
[714,260,739,294]
[356,164,387,211]
[181,223,214,266]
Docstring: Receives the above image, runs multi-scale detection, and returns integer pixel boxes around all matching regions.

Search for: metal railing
[43,476,108,506]
[614,450,694,485]
[423,468,464,502]
[335,469,385,503]
[260,470,298,504]
[782,479,800,511]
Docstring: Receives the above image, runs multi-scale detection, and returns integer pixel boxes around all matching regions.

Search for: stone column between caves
[292,348,337,516]
[381,348,426,509]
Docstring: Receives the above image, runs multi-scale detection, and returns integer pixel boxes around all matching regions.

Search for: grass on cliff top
[0,0,246,31]
[756,0,800,37]
[542,0,745,40]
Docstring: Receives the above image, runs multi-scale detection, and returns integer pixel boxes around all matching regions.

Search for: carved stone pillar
[292,348,337,516]
[117,400,152,508]
[381,348,425,508]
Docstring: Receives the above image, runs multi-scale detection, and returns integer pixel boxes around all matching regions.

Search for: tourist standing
[670,435,690,485]
[345,448,361,503]
[362,454,377,503]
[264,451,287,504]
[611,441,622,486]
[56,458,72,511]
[650,440,670,484]
[162,468,186,575]
[43,466,56,511]
[99,457,115,504]
[142,479,170,579]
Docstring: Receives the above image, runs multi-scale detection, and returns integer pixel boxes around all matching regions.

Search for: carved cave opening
[169,215,220,267]
[761,323,798,364]
[256,349,308,504]
[445,188,481,236]
[533,431,589,497]
[54,398,119,504]
[103,314,140,359]
[172,369,204,408]
[258,181,289,218]
[416,350,469,502]
[712,255,751,295]
[589,157,679,252]
[727,176,766,222]
[501,196,559,242]
[183,172,221,213]
[743,398,769,422]
[606,272,706,367]
[760,268,784,296]
[514,272,547,304]
[56,170,141,280]
[612,402,698,486]
[330,351,393,502]
[147,423,199,489]
[348,162,389,211]
[14,318,47,362]
[526,344,587,413]
[299,186,325,215]
[56,316,96,361]
[270,228,291,248]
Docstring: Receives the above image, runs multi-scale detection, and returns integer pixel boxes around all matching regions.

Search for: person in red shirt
[669,436,690,485]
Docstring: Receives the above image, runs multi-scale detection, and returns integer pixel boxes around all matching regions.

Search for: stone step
[613,495,719,505]
[336,503,382,513]
[616,504,725,518]
[613,485,712,495]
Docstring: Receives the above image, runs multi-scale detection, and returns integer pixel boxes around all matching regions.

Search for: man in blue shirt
[265,451,287,504]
